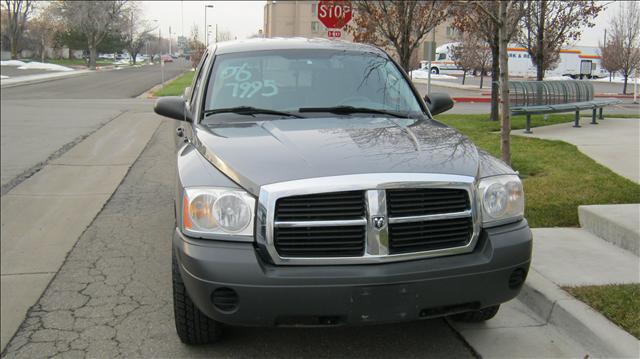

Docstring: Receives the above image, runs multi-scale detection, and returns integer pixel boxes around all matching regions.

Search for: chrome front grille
[258,174,480,265]
[388,217,474,254]
[274,191,366,257]
[275,191,365,221]
[386,188,470,216]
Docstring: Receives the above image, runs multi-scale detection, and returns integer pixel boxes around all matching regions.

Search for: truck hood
[195,117,479,195]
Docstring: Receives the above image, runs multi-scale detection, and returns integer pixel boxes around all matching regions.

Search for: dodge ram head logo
[372,216,385,229]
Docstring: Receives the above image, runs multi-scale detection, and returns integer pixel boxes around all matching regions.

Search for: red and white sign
[317,0,352,29]
[327,30,342,38]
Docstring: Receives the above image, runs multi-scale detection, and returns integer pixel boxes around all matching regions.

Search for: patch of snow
[16,61,74,72]
[114,59,130,65]
[545,75,575,81]
[0,60,26,66]
[593,76,638,84]
[0,75,9,79]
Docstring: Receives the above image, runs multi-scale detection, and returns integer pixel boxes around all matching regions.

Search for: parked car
[161,54,173,62]
[154,38,532,345]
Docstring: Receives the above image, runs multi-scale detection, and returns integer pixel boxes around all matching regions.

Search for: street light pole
[204,5,214,46]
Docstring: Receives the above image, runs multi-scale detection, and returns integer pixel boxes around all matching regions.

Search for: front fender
[175,143,243,225]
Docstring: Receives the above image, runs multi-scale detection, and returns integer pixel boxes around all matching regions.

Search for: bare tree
[451,40,475,85]
[3,0,33,59]
[188,24,205,68]
[347,1,449,71]
[604,1,640,94]
[120,3,154,65]
[216,29,233,42]
[518,0,603,81]
[450,1,500,121]
[471,1,524,165]
[28,4,61,62]
[56,1,127,70]
[451,35,492,88]
[599,39,622,82]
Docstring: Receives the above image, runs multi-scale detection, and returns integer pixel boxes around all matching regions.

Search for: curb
[519,270,639,358]
[136,70,191,99]
[452,97,491,103]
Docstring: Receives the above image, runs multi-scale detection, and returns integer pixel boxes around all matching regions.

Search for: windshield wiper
[203,106,304,118]
[298,106,411,118]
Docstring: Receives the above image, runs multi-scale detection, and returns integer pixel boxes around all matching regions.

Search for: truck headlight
[182,187,255,238]
[478,175,524,227]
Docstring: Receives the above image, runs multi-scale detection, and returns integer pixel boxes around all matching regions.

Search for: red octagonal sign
[317,0,353,29]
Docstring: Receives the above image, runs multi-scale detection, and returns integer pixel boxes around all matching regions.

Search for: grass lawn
[565,284,640,339]
[435,114,640,227]
[46,58,114,67]
[153,71,195,97]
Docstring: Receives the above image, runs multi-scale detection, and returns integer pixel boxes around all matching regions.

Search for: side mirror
[424,92,454,116]
[183,86,191,99]
[154,96,192,122]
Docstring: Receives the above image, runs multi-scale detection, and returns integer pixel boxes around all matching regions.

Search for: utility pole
[426,28,435,94]
[169,26,172,55]
[205,4,213,46]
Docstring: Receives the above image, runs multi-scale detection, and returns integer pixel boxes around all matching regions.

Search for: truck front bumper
[173,219,532,326]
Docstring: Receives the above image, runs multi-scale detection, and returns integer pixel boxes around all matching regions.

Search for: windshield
[203,49,423,117]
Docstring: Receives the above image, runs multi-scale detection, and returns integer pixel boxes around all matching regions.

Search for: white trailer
[421,43,607,79]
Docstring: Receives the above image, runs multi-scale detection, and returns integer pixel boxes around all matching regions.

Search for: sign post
[317,0,352,39]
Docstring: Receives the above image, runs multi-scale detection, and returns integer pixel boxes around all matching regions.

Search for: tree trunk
[41,38,45,63]
[536,0,546,81]
[400,50,411,74]
[88,44,97,70]
[462,70,467,85]
[498,1,511,165]
[623,75,628,94]
[10,36,18,59]
[490,41,500,121]
[480,72,484,89]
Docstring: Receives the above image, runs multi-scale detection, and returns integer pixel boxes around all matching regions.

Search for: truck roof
[212,37,386,56]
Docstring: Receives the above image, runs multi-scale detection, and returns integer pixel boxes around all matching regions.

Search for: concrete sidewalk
[0,111,162,351]
[519,228,640,357]
[514,117,640,183]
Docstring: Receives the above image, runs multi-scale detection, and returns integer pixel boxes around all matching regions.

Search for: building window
[311,3,316,15]
[311,21,319,32]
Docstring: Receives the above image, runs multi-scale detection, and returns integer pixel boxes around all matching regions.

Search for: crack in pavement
[2,119,474,359]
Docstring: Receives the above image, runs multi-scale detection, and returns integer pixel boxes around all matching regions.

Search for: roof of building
[212,37,386,56]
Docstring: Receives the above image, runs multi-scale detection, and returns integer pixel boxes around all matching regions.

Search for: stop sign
[317,0,352,29]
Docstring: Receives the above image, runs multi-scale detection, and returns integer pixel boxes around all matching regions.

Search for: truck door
[580,60,593,78]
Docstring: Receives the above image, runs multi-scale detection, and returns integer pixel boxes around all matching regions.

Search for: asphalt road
[0,61,189,191]
[1,119,476,358]
[1,61,189,99]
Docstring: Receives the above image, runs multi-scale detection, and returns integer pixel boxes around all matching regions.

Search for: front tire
[451,305,500,322]
[173,251,224,345]
[430,67,439,74]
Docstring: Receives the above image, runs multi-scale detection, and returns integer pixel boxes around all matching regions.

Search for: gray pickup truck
[154,38,532,345]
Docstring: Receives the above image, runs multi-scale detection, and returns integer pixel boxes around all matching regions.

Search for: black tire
[451,305,500,322]
[431,67,440,74]
[173,251,224,345]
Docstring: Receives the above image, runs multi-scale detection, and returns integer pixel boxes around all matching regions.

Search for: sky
[141,1,264,43]
[140,0,621,47]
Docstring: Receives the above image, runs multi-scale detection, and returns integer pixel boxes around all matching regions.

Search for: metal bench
[509,81,622,133]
